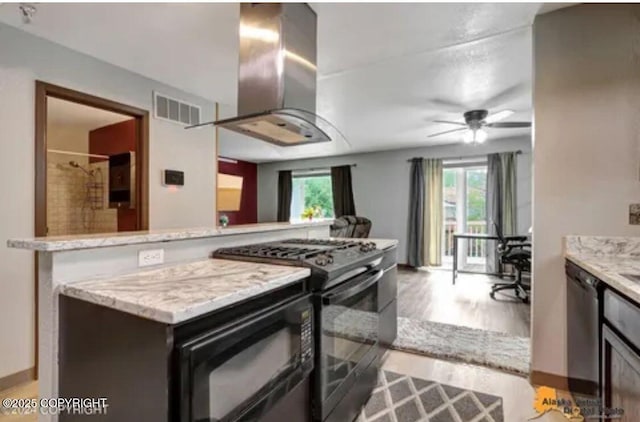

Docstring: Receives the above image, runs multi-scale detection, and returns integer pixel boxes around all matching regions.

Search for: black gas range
[213,238,383,291]
[212,238,384,422]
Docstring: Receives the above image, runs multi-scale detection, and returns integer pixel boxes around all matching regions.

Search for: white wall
[0,23,216,380]
[532,4,640,378]
[258,137,532,263]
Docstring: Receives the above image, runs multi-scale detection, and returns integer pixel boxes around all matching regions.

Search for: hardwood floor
[0,381,37,422]
[397,267,531,337]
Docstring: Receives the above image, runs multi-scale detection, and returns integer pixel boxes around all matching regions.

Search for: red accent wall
[89,119,138,232]
[218,158,258,225]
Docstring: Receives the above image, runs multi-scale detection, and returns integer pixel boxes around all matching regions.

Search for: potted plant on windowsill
[301,206,323,221]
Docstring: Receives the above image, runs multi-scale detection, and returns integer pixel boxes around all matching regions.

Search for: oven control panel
[300,308,313,363]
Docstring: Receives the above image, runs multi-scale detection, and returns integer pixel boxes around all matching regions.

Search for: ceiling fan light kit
[464,129,487,144]
[429,108,531,144]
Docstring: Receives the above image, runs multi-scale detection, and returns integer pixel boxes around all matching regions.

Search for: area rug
[356,370,504,422]
[324,306,530,377]
[394,318,530,377]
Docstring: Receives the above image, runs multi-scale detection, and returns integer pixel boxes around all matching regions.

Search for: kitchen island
[6,221,331,422]
[57,258,312,421]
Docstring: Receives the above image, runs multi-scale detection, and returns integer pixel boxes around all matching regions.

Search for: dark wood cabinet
[602,289,640,421]
[602,325,640,421]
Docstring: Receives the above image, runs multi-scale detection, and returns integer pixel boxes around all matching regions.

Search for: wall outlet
[138,248,165,267]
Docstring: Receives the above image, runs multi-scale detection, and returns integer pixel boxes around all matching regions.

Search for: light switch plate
[138,248,165,267]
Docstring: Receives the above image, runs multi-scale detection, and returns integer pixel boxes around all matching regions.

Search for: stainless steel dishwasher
[566,260,602,396]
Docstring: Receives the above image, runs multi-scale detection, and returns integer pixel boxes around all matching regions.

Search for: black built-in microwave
[175,293,314,422]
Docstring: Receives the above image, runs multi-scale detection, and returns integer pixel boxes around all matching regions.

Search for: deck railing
[444,221,487,258]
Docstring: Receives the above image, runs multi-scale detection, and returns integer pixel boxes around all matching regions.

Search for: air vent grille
[154,92,200,126]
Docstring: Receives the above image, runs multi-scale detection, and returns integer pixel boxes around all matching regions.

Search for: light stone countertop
[565,235,640,304]
[58,259,311,324]
[7,220,333,252]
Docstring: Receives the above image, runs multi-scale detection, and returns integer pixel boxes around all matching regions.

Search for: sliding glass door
[442,164,488,269]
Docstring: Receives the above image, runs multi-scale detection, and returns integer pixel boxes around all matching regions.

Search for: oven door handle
[323,269,383,305]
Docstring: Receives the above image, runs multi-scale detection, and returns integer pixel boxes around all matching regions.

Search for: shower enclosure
[68,161,105,231]
[46,152,116,236]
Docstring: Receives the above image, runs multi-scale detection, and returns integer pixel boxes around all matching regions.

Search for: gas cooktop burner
[212,238,383,289]
[216,245,322,260]
[285,239,360,248]
[283,238,378,252]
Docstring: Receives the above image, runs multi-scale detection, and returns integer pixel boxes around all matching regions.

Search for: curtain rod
[406,150,522,163]
[285,163,357,173]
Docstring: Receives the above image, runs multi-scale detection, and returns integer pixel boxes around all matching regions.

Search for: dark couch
[330,216,372,238]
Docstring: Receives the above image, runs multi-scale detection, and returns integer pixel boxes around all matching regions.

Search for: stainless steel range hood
[189,3,335,147]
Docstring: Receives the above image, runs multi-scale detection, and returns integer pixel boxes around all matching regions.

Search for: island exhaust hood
[188,3,336,147]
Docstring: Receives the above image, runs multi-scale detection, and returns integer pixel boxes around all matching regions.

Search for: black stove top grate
[217,245,323,261]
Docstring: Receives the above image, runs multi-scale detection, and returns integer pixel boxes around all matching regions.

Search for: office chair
[489,222,531,303]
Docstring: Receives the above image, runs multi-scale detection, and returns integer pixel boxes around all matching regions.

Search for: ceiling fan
[428,109,531,144]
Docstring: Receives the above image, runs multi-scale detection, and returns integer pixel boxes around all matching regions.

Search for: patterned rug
[356,370,504,422]
[394,318,530,377]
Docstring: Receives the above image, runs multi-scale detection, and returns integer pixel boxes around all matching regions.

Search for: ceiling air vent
[154,92,200,126]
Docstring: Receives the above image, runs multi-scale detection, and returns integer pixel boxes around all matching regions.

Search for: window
[291,172,334,220]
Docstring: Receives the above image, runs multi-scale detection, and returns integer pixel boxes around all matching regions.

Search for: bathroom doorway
[35,82,149,237]
[33,82,149,375]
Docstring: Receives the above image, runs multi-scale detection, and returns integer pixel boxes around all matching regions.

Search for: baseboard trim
[0,367,36,392]
[530,370,569,390]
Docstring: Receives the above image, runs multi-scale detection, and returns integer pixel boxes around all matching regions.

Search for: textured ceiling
[0,3,567,162]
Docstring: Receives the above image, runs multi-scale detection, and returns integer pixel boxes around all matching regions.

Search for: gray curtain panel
[331,165,356,217]
[500,153,517,235]
[277,170,292,222]
[407,158,425,267]
[486,152,518,272]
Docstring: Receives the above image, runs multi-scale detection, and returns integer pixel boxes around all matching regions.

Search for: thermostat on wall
[163,170,184,186]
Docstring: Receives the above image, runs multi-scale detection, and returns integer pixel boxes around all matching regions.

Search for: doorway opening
[35,81,149,237]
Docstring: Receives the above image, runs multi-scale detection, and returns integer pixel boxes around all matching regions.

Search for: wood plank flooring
[397,268,531,337]
[0,381,37,422]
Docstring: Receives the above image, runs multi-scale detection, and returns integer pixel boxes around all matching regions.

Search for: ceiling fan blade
[425,98,467,112]
[433,120,467,126]
[428,127,467,138]
[485,110,514,124]
[486,122,532,128]
[482,83,525,109]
